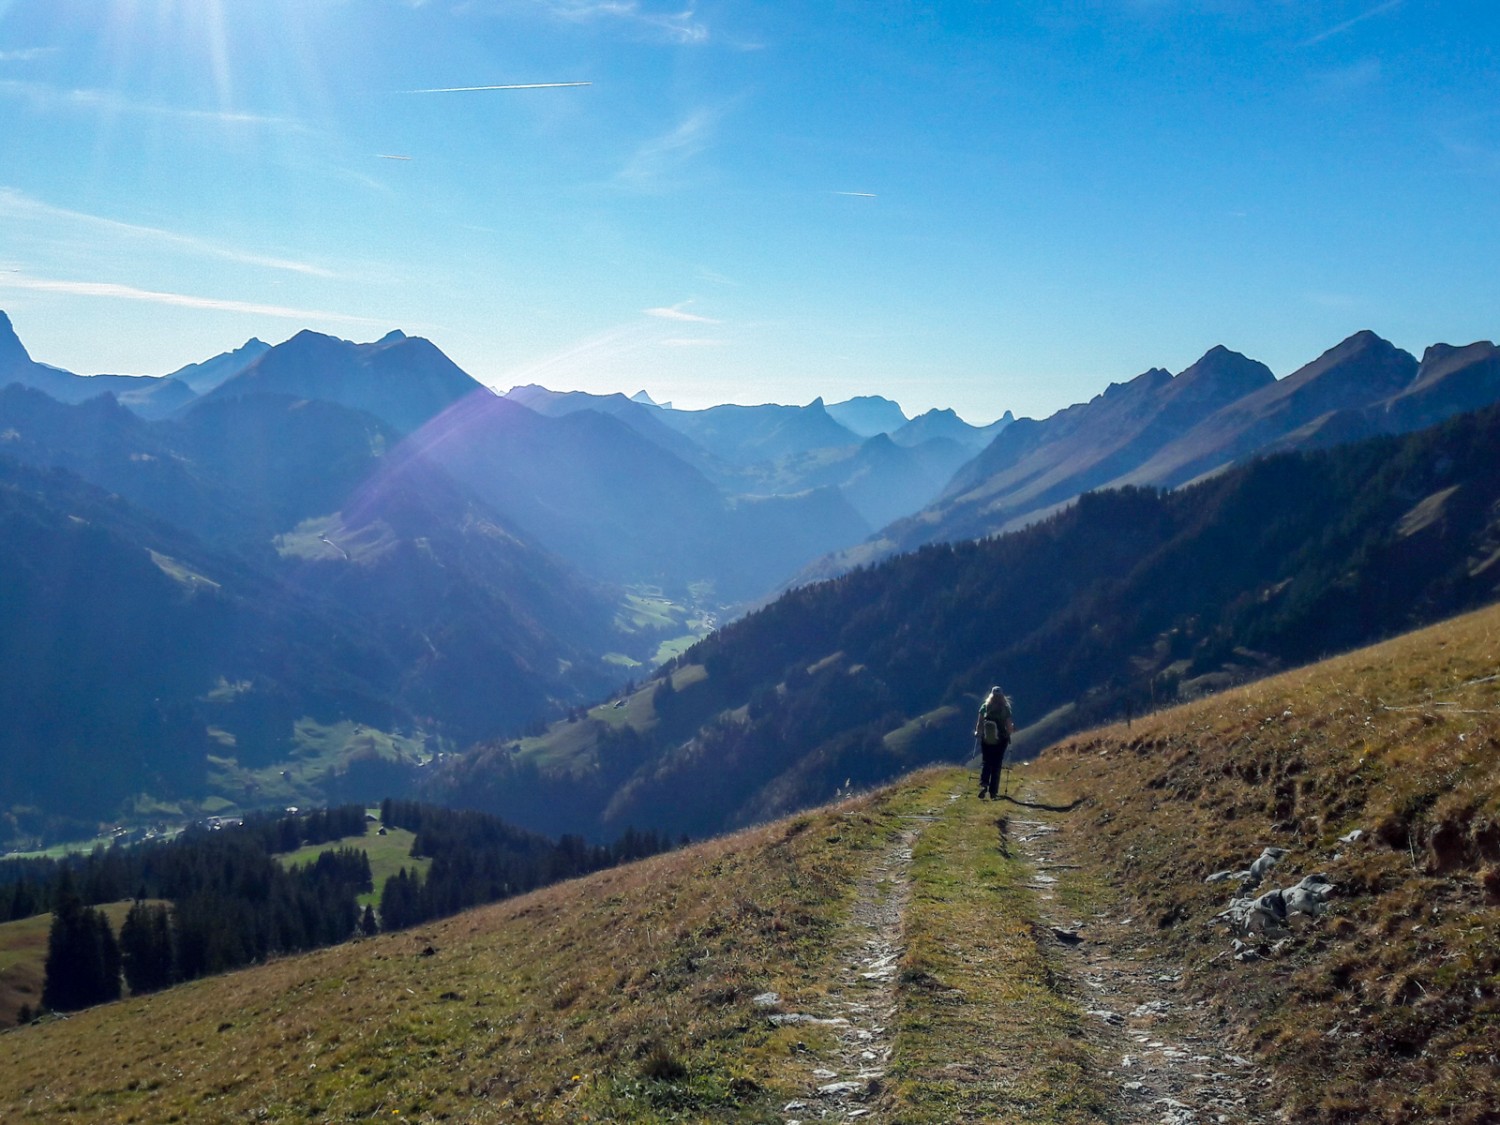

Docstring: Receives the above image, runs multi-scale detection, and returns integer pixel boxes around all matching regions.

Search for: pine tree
[119,901,175,994]
[42,892,122,1012]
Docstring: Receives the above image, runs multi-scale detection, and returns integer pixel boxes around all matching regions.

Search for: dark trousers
[979,743,1007,796]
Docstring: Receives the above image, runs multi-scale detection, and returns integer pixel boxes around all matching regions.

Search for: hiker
[974,686,1013,799]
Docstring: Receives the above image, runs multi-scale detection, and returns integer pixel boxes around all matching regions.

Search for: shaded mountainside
[503,385,979,542]
[428,404,1500,841]
[0,451,622,836]
[2,606,1496,1123]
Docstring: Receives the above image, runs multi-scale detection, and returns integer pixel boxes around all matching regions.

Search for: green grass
[278,824,428,908]
[608,586,717,670]
[885,774,1111,1124]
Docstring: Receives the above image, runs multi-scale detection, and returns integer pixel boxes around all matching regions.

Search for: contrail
[377,154,412,161]
[833,191,877,198]
[406,82,592,93]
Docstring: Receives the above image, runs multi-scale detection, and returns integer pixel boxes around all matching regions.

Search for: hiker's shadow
[1000,795,1083,813]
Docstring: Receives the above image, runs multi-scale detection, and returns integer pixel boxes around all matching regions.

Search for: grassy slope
[1030,600,1500,1124]
[0,776,1117,1124]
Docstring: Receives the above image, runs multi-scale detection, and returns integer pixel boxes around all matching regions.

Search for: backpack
[980,694,1012,746]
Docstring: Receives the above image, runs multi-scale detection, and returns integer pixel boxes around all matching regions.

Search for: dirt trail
[1006,789,1274,1125]
[780,816,931,1124]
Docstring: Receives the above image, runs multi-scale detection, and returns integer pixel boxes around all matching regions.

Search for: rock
[769,1014,849,1027]
[1131,999,1171,1018]
[1087,1008,1125,1025]
[751,991,780,1009]
[1051,927,1082,944]
[1204,870,1238,883]
[817,1080,867,1098]
[1247,846,1288,884]
[1338,829,1364,844]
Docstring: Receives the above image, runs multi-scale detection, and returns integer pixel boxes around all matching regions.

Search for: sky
[0,1,1497,424]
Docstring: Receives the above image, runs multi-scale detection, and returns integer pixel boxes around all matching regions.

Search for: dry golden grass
[1033,601,1500,1124]
[0,791,916,1123]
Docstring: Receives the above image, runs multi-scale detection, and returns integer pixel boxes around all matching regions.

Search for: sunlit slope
[1032,599,1500,1123]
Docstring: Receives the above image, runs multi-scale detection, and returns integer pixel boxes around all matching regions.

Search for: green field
[605,584,717,670]
[278,822,429,908]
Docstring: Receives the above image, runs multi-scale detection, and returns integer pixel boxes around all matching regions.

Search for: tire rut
[778,816,930,1124]
[1007,794,1274,1125]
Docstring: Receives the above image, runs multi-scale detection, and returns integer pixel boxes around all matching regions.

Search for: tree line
[3,801,676,1020]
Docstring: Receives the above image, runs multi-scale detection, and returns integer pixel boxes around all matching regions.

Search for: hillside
[2,605,1495,1122]
[428,403,1500,841]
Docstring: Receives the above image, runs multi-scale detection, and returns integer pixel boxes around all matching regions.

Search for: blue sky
[0,1,1496,423]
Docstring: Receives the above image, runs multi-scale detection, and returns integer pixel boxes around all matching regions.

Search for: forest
[1,802,675,1019]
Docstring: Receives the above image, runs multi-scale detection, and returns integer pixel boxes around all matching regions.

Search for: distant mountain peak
[631,390,660,407]
[376,329,409,345]
[0,309,34,368]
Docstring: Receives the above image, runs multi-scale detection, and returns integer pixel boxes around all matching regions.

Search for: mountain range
[798,329,1500,583]
[425,401,1500,840]
[4,307,1500,846]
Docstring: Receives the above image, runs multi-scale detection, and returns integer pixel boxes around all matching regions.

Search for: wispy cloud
[661,337,724,347]
[618,108,718,188]
[0,47,58,63]
[405,81,592,93]
[645,302,720,323]
[541,2,709,45]
[0,188,335,278]
[0,78,303,130]
[0,273,380,324]
[833,191,877,199]
[1300,0,1403,48]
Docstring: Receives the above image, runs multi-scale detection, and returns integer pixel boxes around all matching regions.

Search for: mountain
[400,392,872,600]
[204,329,486,435]
[801,346,1274,581]
[1112,330,1419,489]
[825,394,908,436]
[754,431,965,530]
[504,386,978,564]
[163,337,271,394]
[428,402,1500,840]
[0,442,623,836]
[796,333,1500,586]
[503,383,722,475]
[653,397,862,465]
[890,406,1012,450]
